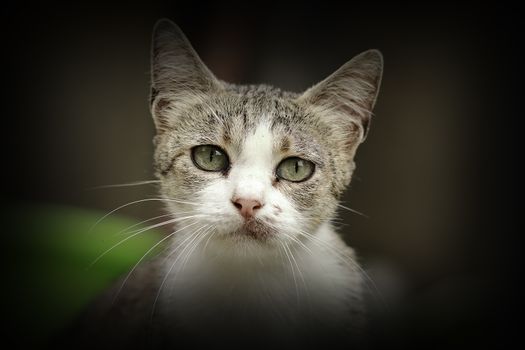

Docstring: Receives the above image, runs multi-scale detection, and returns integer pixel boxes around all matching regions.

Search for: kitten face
[156,92,342,248]
[150,20,383,251]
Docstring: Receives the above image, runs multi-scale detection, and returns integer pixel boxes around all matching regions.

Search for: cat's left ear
[299,50,383,143]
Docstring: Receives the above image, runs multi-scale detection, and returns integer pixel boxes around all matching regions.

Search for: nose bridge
[232,165,268,200]
[231,122,273,201]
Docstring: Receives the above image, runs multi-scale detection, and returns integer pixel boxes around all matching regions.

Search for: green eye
[276,157,315,182]
[191,145,229,172]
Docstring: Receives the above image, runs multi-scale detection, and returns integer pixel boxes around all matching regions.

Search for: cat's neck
[161,220,361,300]
[168,221,345,271]
[158,221,364,335]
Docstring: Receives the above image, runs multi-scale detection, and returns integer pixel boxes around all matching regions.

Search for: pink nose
[232,197,263,219]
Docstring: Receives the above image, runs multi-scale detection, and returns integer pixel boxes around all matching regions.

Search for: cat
[63,19,383,349]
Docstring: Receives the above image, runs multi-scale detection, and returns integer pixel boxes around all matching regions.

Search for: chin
[236,219,277,240]
[210,220,285,255]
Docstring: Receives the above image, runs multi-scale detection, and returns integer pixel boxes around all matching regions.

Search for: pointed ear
[150,19,221,132]
[299,49,383,142]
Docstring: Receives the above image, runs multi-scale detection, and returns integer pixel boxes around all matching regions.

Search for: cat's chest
[157,242,363,333]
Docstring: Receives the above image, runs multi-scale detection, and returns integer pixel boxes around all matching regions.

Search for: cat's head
[150,20,382,252]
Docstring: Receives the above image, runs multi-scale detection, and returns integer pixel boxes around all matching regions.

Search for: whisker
[114,210,199,237]
[337,203,369,218]
[160,224,211,265]
[89,197,201,233]
[295,228,388,310]
[87,180,161,190]
[203,226,218,252]
[88,198,168,233]
[112,220,201,304]
[150,224,212,320]
[163,197,203,206]
[111,213,173,237]
[265,221,314,256]
[180,225,215,271]
[280,231,315,257]
[174,225,213,273]
[284,242,307,300]
[280,241,299,303]
[87,214,206,268]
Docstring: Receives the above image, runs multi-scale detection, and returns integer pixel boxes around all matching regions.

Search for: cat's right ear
[150,19,221,133]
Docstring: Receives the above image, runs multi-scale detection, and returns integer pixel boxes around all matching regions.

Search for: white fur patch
[229,121,274,201]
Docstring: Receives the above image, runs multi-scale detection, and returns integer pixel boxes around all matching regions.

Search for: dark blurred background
[2,2,522,348]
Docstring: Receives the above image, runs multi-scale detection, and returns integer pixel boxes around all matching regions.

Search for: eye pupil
[192,145,229,172]
[295,160,299,173]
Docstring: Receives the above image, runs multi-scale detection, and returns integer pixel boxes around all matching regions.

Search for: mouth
[234,219,275,240]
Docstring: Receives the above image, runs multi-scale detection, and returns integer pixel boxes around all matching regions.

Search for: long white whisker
[203,226,217,253]
[88,180,161,190]
[151,224,211,320]
[284,242,307,298]
[296,228,388,310]
[112,220,201,304]
[87,215,206,268]
[180,225,215,271]
[174,225,213,274]
[160,224,211,265]
[271,225,314,256]
[114,210,200,237]
[89,197,201,233]
[280,241,299,303]
[111,213,174,237]
[337,204,369,218]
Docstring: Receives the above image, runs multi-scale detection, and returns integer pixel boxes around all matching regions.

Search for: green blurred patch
[6,204,166,345]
